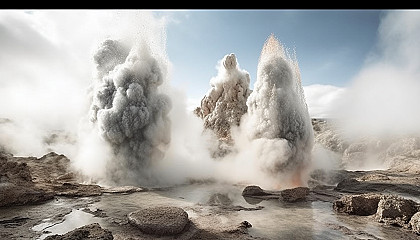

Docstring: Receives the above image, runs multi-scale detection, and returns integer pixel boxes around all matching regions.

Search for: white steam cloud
[0,11,315,190]
[86,38,172,185]
[333,11,420,138]
[238,35,314,188]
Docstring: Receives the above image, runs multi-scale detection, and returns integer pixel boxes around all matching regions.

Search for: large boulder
[281,187,310,202]
[242,185,268,197]
[0,156,53,207]
[333,193,382,216]
[409,212,420,235]
[375,195,419,227]
[127,206,189,236]
[208,193,233,206]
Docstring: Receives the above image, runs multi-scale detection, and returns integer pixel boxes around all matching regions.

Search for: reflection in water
[34,209,102,240]
[243,196,264,205]
[24,182,417,240]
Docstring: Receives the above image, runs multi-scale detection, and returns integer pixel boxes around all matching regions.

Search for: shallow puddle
[4,182,418,240]
[33,208,103,239]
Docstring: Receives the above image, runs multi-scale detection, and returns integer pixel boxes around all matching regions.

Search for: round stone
[127,206,189,236]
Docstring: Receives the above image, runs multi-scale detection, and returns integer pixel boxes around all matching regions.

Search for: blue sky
[158,10,383,100]
[1,9,420,158]
[0,9,419,124]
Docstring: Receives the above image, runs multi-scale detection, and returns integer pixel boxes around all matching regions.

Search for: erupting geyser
[243,34,314,188]
[194,53,251,157]
[89,38,172,185]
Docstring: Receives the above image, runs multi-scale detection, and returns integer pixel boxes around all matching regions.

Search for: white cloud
[333,10,420,137]
[0,10,167,157]
[303,84,346,118]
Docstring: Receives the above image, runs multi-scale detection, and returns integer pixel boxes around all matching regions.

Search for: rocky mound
[280,187,310,202]
[333,193,382,216]
[242,185,269,197]
[409,212,420,235]
[0,152,147,207]
[127,206,189,236]
[333,193,420,235]
[311,118,420,173]
[194,53,251,157]
[376,194,420,227]
[0,155,53,207]
[44,223,113,240]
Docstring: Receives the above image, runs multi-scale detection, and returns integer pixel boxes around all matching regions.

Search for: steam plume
[87,38,172,185]
[241,34,314,188]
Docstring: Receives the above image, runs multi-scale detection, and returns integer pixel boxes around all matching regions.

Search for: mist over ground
[1,10,419,190]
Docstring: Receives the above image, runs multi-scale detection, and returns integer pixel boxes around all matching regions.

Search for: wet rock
[243,196,264,205]
[208,193,233,206]
[82,208,107,218]
[0,156,54,207]
[242,185,269,196]
[357,173,390,181]
[102,185,146,194]
[127,206,189,236]
[22,152,75,183]
[0,216,30,228]
[0,184,54,207]
[223,220,253,234]
[333,193,382,216]
[55,172,75,182]
[334,177,420,196]
[307,185,342,203]
[409,212,420,235]
[240,220,252,229]
[375,195,419,227]
[281,187,309,202]
[52,182,103,197]
[310,169,363,187]
[44,223,113,240]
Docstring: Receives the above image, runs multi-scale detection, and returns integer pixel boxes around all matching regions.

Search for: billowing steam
[0,11,315,190]
[330,11,420,137]
[87,38,172,185]
[240,34,314,188]
[194,53,251,157]
[192,35,315,189]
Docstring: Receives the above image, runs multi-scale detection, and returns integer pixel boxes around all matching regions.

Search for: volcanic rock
[0,156,53,207]
[280,187,310,202]
[208,193,233,206]
[242,185,269,197]
[334,177,420,196]
[44,223,113,240]
[375,195,419,227]
[127,206,189,236]
[409,212,420,235]
[333,193,382,216]
[52,182,103,197]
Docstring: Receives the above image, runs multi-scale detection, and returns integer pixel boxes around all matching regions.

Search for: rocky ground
[0,119,419,239]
